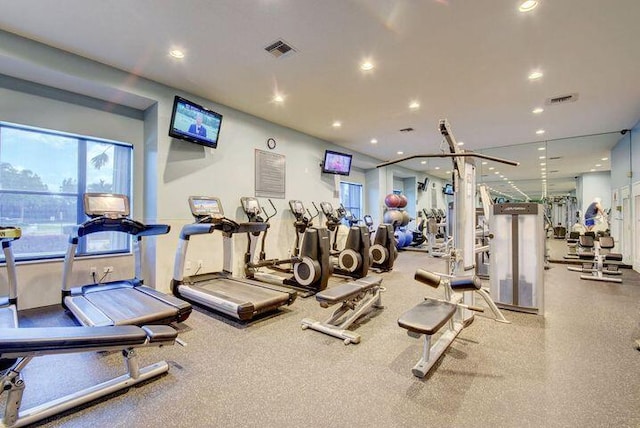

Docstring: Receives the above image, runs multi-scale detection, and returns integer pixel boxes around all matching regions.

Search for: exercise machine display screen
[242,198,261,215]
[189,197,223,217]
[84,193,129,217]
[320,202,333,216]
[290,200,304,214]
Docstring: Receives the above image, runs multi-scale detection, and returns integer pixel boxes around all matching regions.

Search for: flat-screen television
[169,96,222,148]
[443,183,454,195]
[322,150,352,176]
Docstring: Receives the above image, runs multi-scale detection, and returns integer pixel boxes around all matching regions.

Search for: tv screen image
[169,96,222,148]
[443,183,454,195]
[322,150,352,176]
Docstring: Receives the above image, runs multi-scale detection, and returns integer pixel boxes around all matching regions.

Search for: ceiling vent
[549,170,559,173]
[548,156,562,160]
[264,39,296,58]
[399,127,414,132]
[545,93,579,105]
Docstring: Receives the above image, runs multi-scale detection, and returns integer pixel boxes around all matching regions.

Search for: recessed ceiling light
[595,164,602,167]
[532,107,544,114]
[482,161,488,165]
[519,1,539,13]
[528,71,544,80]
[489,167,495,170]
[409,101,420,110]
[500,175,504,178]
[601,157,608,161]
[590,169,596,172]
[540,162,546,166]
[503,177,508,180]
[435,167,440,170]
[538,147,545,151]
[445,171,451,174]
[494,172,500,175]
[536,129,545,135]
[420,161,427,165]
[541,168,546,171]
[370,138,378,144]
[332,121,342,128]
[273,94,284,103]
[539,156,546,159]
[457,141,465,146]
[169,49,185,59]
[360,61,374,71]
[397,151,404,155]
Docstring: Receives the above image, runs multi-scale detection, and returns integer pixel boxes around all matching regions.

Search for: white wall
[580,171,611,218]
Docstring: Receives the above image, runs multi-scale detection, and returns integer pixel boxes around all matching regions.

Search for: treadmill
[62,193,192,327]
[171,196,297,321]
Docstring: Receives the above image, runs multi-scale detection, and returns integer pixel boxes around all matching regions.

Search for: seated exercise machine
[567,235,623,283]
[62,193,192,327]
[241,197,330,296]
[319,201,371,279]
[172,196,297,321]
[300,275,384,345]
[379,119,514,378]
[398,269,485,377]
[0,225,178,427]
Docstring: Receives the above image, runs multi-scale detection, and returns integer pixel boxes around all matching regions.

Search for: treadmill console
[84,193,130,218]
[189,196,224,222]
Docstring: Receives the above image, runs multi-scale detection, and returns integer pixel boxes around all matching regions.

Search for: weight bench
[301,275,383,344]
[568,235,623,284]
[0,311,177,428]
[398,270,484,378]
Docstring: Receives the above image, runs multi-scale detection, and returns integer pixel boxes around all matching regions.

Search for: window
[340,181,363,225]
[0,123,132,261]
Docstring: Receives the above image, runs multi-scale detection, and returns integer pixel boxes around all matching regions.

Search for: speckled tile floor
[6,247,640,428]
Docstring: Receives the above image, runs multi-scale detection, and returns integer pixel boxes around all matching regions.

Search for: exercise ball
[397,194,408,208]
[400,210,411,227]
[383,209,403,227]
[384,194,401,208]
[393,231,403,249]
[403,231,413,247]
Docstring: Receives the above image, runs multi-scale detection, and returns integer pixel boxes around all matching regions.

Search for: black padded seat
[0,326,148,354]
[567,231,581,243]
[397,299,456,335]
[141,325,178,343]
[450,277,482,291]
[578,252,596,260]
[579,235,595,248]
[315,275,381,306]
[605,253,623,262]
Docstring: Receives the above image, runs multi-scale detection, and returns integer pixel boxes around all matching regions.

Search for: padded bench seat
[398,299,456,335]
[0,325,177,355]
[315,275,382,306]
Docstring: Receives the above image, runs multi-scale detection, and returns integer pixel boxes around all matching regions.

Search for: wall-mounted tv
[322,150,352,176]
[168,96,222,148]
[443,183,454,195]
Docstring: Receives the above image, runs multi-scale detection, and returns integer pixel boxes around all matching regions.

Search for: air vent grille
[399,127,414,132]
[265,39,296,58]
[549,170,559,173]
[548,156,562,160]
[545,93,579,105]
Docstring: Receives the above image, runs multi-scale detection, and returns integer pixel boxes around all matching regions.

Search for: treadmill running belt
[84,288,177,326]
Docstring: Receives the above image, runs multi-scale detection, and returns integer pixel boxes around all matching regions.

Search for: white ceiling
[0,0,638,199]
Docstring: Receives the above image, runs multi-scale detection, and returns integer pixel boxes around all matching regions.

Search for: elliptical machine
[289,200,320,258]
[241,197,330,296]
[319,201,371,279]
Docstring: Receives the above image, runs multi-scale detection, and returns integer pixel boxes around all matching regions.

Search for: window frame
[0,121,134,262]
[339,181,364,225]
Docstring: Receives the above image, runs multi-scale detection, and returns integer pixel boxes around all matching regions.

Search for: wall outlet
[103,266,114,274]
